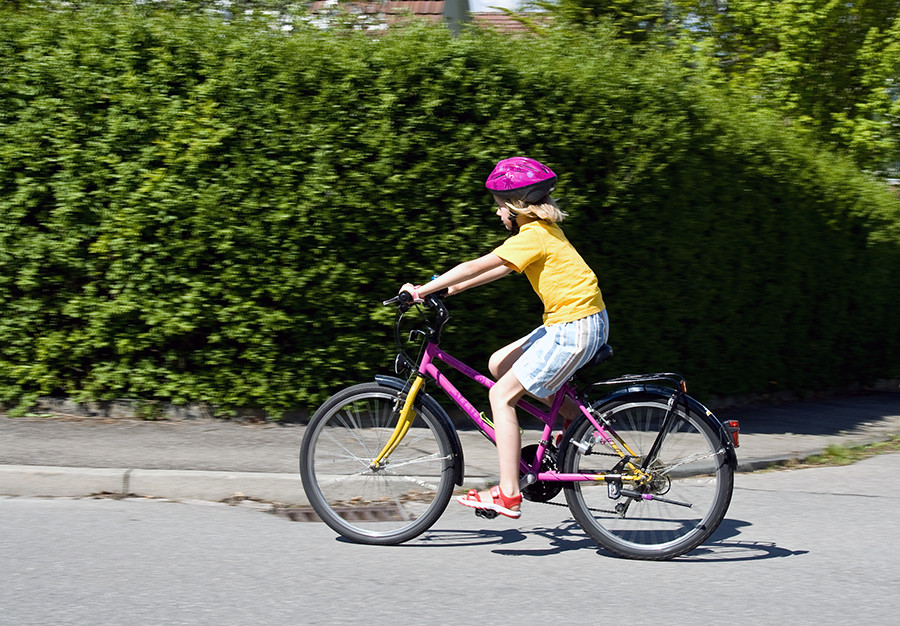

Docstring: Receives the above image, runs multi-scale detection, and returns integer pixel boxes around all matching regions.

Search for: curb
[0,465,307,506]
[0,455,798,507]
[0,464,495,506]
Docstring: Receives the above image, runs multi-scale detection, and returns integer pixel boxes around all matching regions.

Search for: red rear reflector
[725,420,740,448]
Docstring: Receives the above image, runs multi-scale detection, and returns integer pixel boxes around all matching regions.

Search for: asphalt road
[2,453,898,625]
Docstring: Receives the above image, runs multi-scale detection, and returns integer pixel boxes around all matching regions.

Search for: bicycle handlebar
[382,292,412,307]
[383,289,448,310]
[383,289,451,367]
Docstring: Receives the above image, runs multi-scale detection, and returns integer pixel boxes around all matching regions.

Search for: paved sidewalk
[2,391,899,506]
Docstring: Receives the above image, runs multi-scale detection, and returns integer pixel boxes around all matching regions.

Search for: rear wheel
[300,383,457,545]
[561,396,733,560]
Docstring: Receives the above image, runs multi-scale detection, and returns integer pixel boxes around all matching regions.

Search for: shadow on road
[399,517,808,561]
[402,519,595,555]
[676,517,809,562]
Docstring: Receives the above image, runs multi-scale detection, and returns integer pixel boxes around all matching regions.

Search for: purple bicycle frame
[417,340,613,484]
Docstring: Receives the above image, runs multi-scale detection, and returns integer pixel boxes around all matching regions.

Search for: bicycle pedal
[474,508,499,520]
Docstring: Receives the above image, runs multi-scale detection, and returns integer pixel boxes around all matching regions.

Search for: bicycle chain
[539,498,618,515]
[537,448,624,514]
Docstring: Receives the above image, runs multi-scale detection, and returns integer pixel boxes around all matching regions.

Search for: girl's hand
[399,283,422,302]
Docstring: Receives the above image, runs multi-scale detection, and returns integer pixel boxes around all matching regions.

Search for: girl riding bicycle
[399,157,609,519]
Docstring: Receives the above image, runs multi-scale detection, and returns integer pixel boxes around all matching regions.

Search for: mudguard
[374,375,465,486]
[572,384,738,470]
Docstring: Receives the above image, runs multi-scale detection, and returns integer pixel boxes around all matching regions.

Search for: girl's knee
[488,382,506,406]
[489,372,526,407]
[488,351,506,379]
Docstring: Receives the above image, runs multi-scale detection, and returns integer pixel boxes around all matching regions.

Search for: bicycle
[299,292,740,560]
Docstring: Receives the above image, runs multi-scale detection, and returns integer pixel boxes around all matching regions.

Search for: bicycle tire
[299,382,457,545]
[561,395,734,560]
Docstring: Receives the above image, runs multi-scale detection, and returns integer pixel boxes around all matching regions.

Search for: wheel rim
[302,389,454,542]
[564,401,730,556]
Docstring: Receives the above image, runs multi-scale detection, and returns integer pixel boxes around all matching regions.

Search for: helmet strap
[507,209,520,236]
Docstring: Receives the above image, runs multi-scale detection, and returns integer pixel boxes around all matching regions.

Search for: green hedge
[1,6,898,416]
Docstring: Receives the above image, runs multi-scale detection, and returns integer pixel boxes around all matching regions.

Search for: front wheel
[300,382,457,545]
[560,396,734,560]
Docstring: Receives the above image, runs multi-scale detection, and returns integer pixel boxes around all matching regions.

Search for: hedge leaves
[1,6,898,416]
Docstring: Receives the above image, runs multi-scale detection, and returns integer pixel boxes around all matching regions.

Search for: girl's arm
[448,263,512,295]
[404,253,511,299]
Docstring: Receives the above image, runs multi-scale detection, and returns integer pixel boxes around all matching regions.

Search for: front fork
[369,375,425,469]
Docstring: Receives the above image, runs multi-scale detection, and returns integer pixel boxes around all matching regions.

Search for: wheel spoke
[564,397,733,560]
[300,384,456,545]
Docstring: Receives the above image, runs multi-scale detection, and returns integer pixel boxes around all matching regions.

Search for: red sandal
[456,485,522,519]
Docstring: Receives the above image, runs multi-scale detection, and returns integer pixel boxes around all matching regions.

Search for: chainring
[520,444,563,503]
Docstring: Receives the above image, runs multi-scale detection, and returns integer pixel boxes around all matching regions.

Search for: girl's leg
[475,320,598,504]
[488,369,527,498]
[490,340,579,428]
[488,337,527,380]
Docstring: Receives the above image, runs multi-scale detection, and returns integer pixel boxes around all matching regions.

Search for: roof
[306,2,545,34]
[308,1,451,23]
[470,11,544,33]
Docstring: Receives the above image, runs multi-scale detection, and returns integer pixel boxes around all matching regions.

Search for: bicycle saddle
[583,344,613,370]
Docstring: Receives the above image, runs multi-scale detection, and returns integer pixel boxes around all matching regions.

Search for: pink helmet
[485,157,557,204]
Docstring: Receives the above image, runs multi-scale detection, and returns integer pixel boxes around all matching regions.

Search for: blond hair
[498,195,568,223]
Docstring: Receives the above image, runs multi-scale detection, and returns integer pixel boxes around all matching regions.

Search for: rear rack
[590,372,687,392]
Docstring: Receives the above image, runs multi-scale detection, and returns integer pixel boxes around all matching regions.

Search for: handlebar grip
[383,291,414,307]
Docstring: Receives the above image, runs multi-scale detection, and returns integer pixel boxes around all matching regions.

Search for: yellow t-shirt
[493,220,605,325]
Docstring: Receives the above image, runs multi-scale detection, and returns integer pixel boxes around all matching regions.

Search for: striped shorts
[511,310,609,398]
